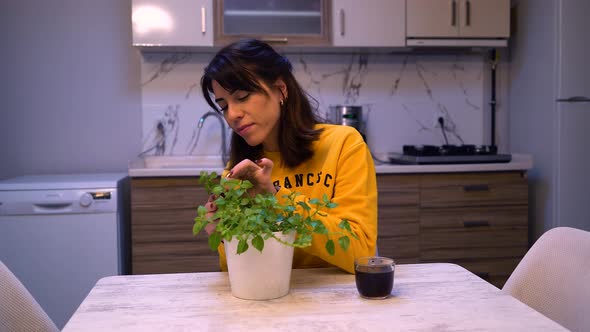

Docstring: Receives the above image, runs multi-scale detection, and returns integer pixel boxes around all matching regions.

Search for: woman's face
[211,79,285,151]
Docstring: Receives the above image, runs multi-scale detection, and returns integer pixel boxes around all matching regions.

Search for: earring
[280,99,284,106]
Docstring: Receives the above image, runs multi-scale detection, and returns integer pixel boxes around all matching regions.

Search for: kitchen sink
[142,155,224,169]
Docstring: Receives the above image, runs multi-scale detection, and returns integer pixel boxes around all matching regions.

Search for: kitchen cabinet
[131,171,528,287]
[214,0,330,46]
[406,0,510,41]
[331,0,405,47]
[377,171,528,288]
[130,177,219,274]
[376,174,420,263]
[131,0,213,47]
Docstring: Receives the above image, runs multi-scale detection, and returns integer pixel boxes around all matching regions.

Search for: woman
[201,39,377,274]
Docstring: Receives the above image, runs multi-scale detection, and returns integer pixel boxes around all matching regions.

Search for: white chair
[0,260,59,332]
[502,227,590,332]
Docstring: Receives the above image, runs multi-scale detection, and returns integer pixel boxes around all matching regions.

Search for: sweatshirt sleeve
[274,134,378,274]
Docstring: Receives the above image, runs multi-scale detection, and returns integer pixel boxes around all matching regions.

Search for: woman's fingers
[255,158,274,177]
[227,159,259,180]
[205,201,217,212]
[204,222,217,235]
[226,158,275,194]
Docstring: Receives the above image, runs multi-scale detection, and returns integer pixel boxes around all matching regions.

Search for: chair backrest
[502,227,590,332]
[0,260,59,332]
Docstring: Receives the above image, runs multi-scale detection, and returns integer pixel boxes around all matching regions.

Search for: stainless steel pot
[328,105,365,135]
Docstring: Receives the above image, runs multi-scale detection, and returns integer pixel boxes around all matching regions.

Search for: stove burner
[389,145,511,165]
[402,144,498,156]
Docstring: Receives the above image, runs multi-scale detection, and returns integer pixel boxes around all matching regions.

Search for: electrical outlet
[432,114,444,128]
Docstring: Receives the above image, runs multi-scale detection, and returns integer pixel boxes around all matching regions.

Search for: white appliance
[509,0,590,238]
[0,173,129,329]
[554,0,590,232]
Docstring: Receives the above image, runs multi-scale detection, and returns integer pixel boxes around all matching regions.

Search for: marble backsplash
[139,51,487,158]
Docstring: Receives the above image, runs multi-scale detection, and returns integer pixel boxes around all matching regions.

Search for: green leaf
[241,181,253,189]
[314,223,328,235]
[208,232,222,251]
[309,198,320,205]
[325,240,335,256]
[338,219,352,232]
[197,205,207,216]
[237,239,249,254]
[327,202,338,209]
[252,235,264,252]
[297,201,311,211]
[192,219,206,235]
[338,236,350,251]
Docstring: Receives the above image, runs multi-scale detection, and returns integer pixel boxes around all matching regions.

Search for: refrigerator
[554,0,590,231]
[509,0,590,240]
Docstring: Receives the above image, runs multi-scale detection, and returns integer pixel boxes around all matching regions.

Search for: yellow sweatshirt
[218,124,378,273]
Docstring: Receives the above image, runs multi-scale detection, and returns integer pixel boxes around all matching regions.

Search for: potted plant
[193,171,357,300]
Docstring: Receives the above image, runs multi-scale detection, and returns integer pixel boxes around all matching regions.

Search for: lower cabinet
[377,171,529,288]
[130,177,219,274]
[131,171,528,288]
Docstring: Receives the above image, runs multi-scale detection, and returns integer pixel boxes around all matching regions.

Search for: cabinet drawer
[377,174,420,206]
[131,177,208,210]
[378,235,420,263]
[133,255,220,275]
[420,257,521,289]
[420,206,528,260]
[454,257,522,289]
[420,172,528,208]
[378,206,420,261]
[420,205,528,230]
[131,208,219,274]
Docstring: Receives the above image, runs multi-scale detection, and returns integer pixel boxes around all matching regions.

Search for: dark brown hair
[201,39,323,169]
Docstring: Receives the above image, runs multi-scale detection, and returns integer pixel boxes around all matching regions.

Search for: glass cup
[354,256,395,299]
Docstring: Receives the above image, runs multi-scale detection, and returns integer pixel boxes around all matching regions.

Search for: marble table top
[63,263,566,331]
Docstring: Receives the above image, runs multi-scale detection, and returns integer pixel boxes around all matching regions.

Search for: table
[63,263,566,331]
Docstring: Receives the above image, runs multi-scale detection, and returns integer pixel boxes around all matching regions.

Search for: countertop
[63,264,565,331]
[129,153,532,177]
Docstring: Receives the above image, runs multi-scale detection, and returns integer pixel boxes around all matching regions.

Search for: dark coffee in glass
[354,257,395,299]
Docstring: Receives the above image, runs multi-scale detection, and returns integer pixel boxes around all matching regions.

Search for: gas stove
[388,145,512,165]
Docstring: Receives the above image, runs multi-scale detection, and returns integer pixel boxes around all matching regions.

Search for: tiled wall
[139,51,486,157]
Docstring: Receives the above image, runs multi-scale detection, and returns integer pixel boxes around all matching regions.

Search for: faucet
[198,111,229,167]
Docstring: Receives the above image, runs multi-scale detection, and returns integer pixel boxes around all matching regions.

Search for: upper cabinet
[131,0,508,49]
[132,0,213,47]
[131,0,214,47]
[406,0,510,47]
[214,0,330,46]
[331,0,405,47]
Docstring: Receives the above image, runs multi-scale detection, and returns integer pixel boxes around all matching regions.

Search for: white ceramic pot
[224,231,296,300]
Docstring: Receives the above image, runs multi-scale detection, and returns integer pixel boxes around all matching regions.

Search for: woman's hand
[227,158,276,196]
[204,194,219,235]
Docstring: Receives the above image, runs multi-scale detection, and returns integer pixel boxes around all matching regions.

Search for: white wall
[139,52,500,158]
[0,0,142,179]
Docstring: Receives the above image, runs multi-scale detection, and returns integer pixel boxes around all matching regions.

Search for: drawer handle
[201,7,206,34]
[260,37,288,44]
[475,272,490,280]
[340,9,345,36]
[463,220,490,228]
[463,184,490,192]
[451,0,457,26]
[465,0,471,26]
